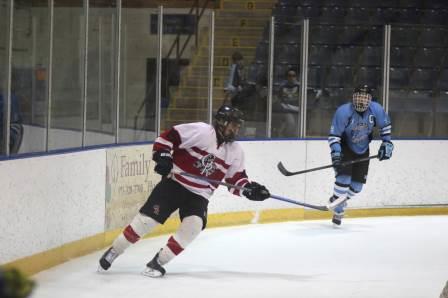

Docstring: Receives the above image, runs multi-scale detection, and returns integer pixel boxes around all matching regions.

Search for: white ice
[31,216,448,298]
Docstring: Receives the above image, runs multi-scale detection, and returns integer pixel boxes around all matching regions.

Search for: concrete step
[188,65,232,76]
[198,46,257,57]
[166,107,208,121]
[216,9,272,18]
[179,75,226,87]
[221,0,275,10]
[191,55,233,66]
[194,46,260,67]
[196,30,261,48]
[165,100,235,123]
[190,50,258,77]
[214,26,265,35]
[171,97,208,109]
[161,118,207,131]
[214,35,263,47]
[173,86,226,97]
[215,16,270,28]
[161,119,183,130]
[170,96,225,109]
[221,0,276,3]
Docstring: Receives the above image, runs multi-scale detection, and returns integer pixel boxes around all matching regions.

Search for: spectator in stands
[0,87,23,155]
[224,51,245,105]
[0,266,35,298]
[273,69,300,137]
[224,52,255,108]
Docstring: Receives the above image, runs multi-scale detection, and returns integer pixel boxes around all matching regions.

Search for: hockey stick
[277,154,379,177]
[176,171,329,211]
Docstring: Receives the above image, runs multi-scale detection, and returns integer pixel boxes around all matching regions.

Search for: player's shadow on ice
[167,270,319,281]
[96,266,321,281]
[288,222,373,237]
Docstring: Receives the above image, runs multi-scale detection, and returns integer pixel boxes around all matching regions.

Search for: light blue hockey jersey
[328,101,392,155]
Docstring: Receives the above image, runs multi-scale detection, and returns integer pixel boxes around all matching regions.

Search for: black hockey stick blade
[277,161,301,176]
[277,155,379,177]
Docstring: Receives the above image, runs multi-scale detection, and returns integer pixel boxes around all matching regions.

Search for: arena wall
[1,140,447,275]
[0,150,106,269]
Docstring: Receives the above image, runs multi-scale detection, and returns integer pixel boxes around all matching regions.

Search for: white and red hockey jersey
[153,122,249,200]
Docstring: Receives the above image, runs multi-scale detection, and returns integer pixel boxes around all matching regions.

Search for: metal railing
[133,0,213,133]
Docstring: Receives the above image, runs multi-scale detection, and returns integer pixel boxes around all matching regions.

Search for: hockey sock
[158,215,203,265]
[348,188,356,200]
[333,181,349,199]
[113,213,160,254]
[349,180,363,198]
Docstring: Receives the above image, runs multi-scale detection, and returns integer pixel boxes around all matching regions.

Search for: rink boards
[1,139,447,274]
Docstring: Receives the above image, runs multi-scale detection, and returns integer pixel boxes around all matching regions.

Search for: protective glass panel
[49,0,84,150]
[307,24,383,137]
[9,1,50,155]
[389,24,448,137]
[85,0,117,146]
[159,4,211,133]
[0,0,10,156]
[118,1,158,143]
[216,6,270,139]
[433,91,448,137]
[272,17,301,138]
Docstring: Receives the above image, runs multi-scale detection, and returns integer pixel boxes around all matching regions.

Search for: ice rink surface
[31,215,448,298]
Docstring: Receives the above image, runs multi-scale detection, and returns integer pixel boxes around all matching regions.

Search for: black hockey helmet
[353,84,372,95]
[352,84,372,112]
[213,105,244,143]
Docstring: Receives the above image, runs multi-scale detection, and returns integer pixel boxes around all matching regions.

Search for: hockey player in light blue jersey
[327,85,393,225]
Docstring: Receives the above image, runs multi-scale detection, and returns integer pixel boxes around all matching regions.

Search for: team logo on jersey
[353,122,368,131]
[369,115,375,124]
[194,154,217,176]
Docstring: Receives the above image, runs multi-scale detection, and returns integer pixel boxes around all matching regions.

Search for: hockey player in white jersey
[99,105,270,277]
[328,85,393,225]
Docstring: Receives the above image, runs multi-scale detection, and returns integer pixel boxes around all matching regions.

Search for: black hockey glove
[153,150,173,176]
[243,182,270,201]
[378,141,394,161]
[331,151,343,171]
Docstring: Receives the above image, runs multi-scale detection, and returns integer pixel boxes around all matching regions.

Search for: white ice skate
[141,253,166,278]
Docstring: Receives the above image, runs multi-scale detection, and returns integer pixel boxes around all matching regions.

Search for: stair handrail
[165,0,212,63]
[133,0,215,134]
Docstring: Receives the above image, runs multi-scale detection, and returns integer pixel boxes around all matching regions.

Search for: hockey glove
[153,150,173,176]
[331,151,343,171]
[243,182,270,201]
[378,141,394,161]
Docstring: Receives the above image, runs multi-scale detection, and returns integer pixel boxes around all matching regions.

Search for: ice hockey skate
[142,253,166,278]
[329,196,347,226]
[98,247,120,272]
[332,210,345,226]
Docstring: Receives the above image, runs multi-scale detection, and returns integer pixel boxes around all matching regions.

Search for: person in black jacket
[0,88,23,155]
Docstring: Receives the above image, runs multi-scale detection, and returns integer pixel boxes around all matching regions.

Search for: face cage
[352,92,372,112]
[215,119,243,143]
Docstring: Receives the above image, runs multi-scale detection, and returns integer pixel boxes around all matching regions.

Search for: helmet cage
[352,92,372,112]
[213,106,244,143]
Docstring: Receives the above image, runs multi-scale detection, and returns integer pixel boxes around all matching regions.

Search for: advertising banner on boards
[105,144,160,230]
